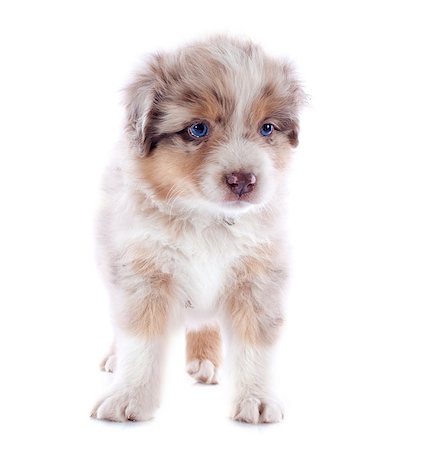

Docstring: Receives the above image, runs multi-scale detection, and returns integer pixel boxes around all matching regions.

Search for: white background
[0,1,447,449]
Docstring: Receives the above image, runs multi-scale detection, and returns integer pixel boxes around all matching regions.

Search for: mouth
[223,192,255,203]
[219,193,260,211]
[224,199,251,206]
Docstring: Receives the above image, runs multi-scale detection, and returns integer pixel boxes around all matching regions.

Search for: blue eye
[260,123,274,137]
[188,122,209,139]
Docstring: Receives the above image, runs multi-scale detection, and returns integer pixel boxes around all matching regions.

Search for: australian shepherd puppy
[91,36,304,424]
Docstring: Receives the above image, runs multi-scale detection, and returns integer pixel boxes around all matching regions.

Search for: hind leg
[99,341,116,373]
[186,326,222,384]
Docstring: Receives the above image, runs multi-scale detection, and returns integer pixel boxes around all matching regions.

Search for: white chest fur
[104,173,279,327]
[173,224,236,310]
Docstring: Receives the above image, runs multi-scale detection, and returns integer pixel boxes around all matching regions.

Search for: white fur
[230,341,283,423]
[92,331,164,422]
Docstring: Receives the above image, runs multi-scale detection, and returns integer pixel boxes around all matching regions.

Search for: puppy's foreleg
[225,255,286,424]
[92,331,166,422]
[230,340,284,424]
[92,266,175,422]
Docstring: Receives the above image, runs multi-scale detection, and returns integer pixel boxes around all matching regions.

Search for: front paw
[91,385,157,422]
[233,397,284,424]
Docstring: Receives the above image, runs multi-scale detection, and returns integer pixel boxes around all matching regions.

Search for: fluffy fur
[91,36,304,424]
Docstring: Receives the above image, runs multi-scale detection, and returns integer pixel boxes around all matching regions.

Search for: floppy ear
[287,119,299,147]
[123,58,160,156]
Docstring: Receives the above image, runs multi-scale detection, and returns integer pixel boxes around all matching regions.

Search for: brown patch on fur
[114,253,174,337]
[142,106,168,153]
[225,245,286,346]
[243,76,300,171]
[136,143,194,200]
[135,124,226,203]
[247,79,300,148]
[186,326,222,367]
[178,86,235,123]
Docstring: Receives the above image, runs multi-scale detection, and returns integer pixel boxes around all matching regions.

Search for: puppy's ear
[281,61,306,148]
[287,119,299,147]
[123,57,162,156]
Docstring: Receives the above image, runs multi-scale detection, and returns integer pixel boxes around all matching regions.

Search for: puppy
[91,36,304,424]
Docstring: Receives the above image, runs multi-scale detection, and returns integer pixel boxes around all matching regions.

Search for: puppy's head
[125,36,304,216]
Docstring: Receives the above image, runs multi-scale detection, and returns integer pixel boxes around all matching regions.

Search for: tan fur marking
[115,255,174,337]
[186,326,222,367]
[247,81,300,151]
[136,128,225,203]
[226,245,286,346]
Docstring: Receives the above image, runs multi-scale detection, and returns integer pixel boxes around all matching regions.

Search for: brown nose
[225,172,257,197]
